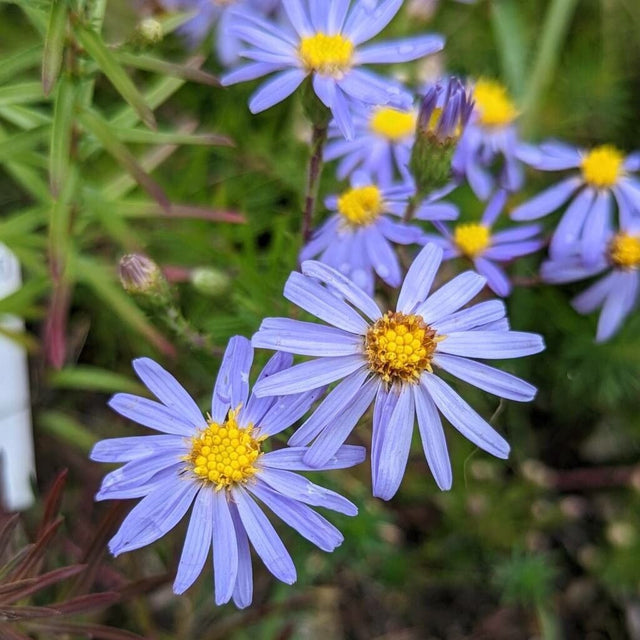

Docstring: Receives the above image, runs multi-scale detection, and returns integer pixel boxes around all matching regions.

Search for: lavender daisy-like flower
[90,337,363,608]
[324,100,417,183]
[541,219,640,342]
[221,0,444,139]
[301,172,458,294]
[452,79,524,199]
[512,142,640,264]
[424,190,544,296]
[252,244,544,500]
[161,0,279,65]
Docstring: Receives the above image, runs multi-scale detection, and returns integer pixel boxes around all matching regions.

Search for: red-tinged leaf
[0,604,61,621]
[0,577,37,600]
[39,470,68,535]
[28,620,147,640]
[0,545,35,580]
[167,204,245,224]
[3,565,86,604]
[0,515,20,559]
[44,280,71,370]
[0,622,31,640]
[50,592,119,616]
[10,518,63,580]
[118,573,172,600]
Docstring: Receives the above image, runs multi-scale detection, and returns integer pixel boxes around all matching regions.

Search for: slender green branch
[301,122,328,244]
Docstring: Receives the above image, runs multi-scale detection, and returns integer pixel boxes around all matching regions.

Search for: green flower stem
[302,121,328,244]
[521,0,579,135]
[536,602,563,640]
[162,304,224,357]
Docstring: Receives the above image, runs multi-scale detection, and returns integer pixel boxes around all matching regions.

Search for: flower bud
[134,18,163,46]
[119,254,164,295]
[410,77,474,194]
[190,267,230,297]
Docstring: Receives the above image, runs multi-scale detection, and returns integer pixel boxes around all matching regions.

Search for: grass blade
[42,0,68,96]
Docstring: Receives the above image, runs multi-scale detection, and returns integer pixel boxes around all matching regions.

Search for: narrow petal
[258,467,357,515]
[281,0,312,34]
[396,243,444,314]
[248,481,344,552]
[474,257,512,297]
[421,375,510,458]
[91,435,185,463]
[372,385,415,500]
[434,353,537,401]
[432,300,506,334]
[211,491,239,605]
[581,190,611,265]
[221,62,283,86]
[371,385,400,476]
[345,0,403,44]
[232,487,296,584]
[412,385,452,490]
[355,35,444,64]
[572,272,616,314]
[229,503,253,609]
[416,271,486,324]
[438,330,545,359]
[132,359,203,428]
[596,272,638,342]
[259,386,326,437]
[212,336,253,423]
[260,444,366,471]
[174,488,213,595]
[511,177,581,221]
[249,69,306,113]
[548,187,594,259]
[364,226,402,286]
[253,355,366,397]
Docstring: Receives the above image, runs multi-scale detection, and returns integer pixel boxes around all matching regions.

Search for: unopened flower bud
[190,267,230,297]
[135,18,163,46]
[410,77,474,194]
[119,254,163,295]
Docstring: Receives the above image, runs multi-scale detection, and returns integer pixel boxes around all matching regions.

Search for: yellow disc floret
[187,409,262,490]
[454,223,491,258]
[581,145,624,189]
[338,185,384,226]
[299,33,354,76]
[609,232,640,269]
[473,79,518,128]
[365,312,443,384]
[370,107,417,141]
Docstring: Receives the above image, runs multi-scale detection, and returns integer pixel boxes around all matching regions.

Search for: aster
[220,0,444,139]
[252,244,544,500]
[424,190,544,296]
[90,337,363,608]
[452,79,524,199]
[160,0,280,65]
[324,99,417,183]
[541,219,640,342]
[301,171,458,294]
[512,141,640,265]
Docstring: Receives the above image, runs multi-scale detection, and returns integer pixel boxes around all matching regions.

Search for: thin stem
[536,602,563,640]
[402,194,420,223]
[301,122,328,244]
[163,305,224,357]
[521,0,579,135]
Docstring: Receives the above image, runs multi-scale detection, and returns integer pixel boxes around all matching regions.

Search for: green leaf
[0,126,48,165]
[155,9,197,35]
[115,52,219,86]
[76,24,156,130]
[39,410,97,453]
[0,45,42,86]
[0,277,48,319]
[0,325,39,351]
[0,105,52,129]
[74,255,175,356]
[111,124,232,147]
[48,167,77,271]
[42,0,68,96]
[49,75,77,195]
[0,82,45,107]
[78,108,169,209]
[48,366,146,395]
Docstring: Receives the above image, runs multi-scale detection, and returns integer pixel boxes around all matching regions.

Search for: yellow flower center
[337,185,384,227]
[454,223,491,258]
[581,145,624,189]
[473,79,518,128]
[369,107,417,141]
[299,33,354,76]
[365,312,442,384]
[609,232,640,269]
[187,409,261,490]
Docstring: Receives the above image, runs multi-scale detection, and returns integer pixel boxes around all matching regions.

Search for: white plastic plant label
[0,243,35,511]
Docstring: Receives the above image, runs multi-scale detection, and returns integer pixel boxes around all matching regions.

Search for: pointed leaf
[42,0,68,96]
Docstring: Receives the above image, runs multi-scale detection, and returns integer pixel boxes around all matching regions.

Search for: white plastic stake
[0,243,35,511]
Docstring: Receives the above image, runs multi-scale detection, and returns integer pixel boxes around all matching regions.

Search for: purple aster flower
[452,79,524,199]
[221,0,445,139]
[301,171,458,294]
[90,337,363,608]
[324,99,417,183]
[252,244,544,500]
[541,219,640,342]
[423,190,544,296]
[512,141,640,265]
[160,0,279,65]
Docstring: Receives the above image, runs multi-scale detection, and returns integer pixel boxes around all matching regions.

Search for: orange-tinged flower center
[365,312,443,384]
[609,232,640,269]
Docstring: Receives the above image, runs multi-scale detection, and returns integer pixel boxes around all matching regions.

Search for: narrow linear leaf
[49,75,77,195]
[76,25,156,130]
[112,124,233,147]
[0,105,52,129]
[0,127,48,165]
[0,83,45,107]
[115,51,219,86]
[156,9,197,35]
[115,200,245,224]
[48,366,146,395]
[78,108,169,209]
[0,46,42,86]
[39,411,96,453]
[42,0,68,96]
